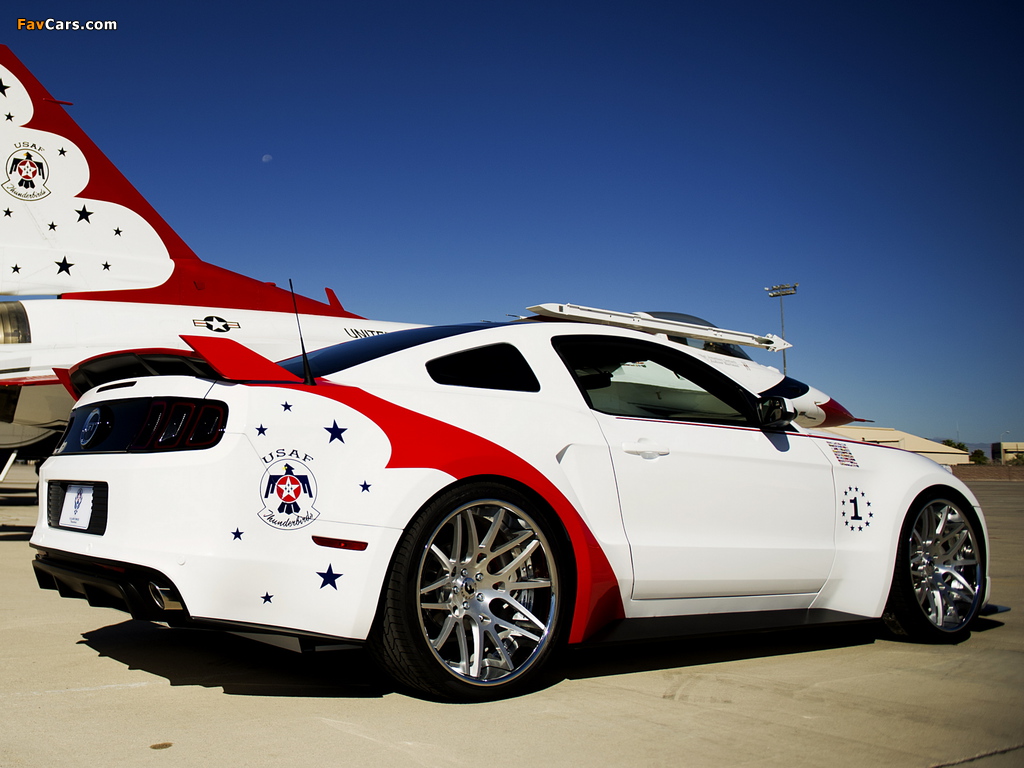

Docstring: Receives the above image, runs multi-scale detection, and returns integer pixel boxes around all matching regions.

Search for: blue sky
[9,1,1023,443]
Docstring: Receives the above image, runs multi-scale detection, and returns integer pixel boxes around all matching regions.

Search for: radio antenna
[289,279,316,386]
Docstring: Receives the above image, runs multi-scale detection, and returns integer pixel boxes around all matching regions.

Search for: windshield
[278,324,496,378]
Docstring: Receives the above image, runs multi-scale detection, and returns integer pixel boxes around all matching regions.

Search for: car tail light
[130,400,227,451]
[56,397,230,455]
[190,404,228,447]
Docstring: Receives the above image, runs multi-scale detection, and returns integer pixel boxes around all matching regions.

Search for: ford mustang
[31,312,989,700]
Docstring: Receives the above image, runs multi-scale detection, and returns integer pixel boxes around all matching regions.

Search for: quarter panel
[808,435,989,616]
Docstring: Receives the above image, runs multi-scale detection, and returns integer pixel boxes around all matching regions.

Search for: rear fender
[275,381,625,643]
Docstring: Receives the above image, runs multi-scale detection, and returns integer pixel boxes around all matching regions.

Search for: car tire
[371,482,570,701]
[883,491,985,643]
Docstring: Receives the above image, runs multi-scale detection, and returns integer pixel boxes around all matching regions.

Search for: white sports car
[31,312,989,700]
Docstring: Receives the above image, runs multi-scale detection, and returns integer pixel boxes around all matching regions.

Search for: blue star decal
[317,564,342,589]
[360,481,371,492]
[256,424,267,436]
[325,421,347,443]
[261,593,273,603]
[231,529,243,540]
[281,402,292,411]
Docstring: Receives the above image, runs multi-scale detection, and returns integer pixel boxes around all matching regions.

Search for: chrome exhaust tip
[148,581,184,611]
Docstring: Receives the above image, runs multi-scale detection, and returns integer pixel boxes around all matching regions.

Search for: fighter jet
[0,46,417,468]
[0,47,855,473]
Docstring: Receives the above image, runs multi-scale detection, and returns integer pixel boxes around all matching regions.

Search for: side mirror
[758,396,797,430]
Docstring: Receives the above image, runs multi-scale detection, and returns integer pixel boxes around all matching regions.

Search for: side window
[553,336,754,425]
[426,343,540,392]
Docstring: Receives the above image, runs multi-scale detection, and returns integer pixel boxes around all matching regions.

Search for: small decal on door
[841,486,873,532]
[828,441,859,467]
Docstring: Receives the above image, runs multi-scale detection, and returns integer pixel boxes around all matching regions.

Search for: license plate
[59,484,94,530]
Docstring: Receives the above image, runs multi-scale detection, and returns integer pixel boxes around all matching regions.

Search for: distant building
[991,442,1024,465]
[821,426,969,466]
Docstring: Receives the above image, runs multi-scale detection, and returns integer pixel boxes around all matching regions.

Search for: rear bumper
[32,547,364,650]
[33,548,189,623]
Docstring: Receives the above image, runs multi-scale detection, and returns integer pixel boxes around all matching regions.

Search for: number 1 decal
[841,486,873,532]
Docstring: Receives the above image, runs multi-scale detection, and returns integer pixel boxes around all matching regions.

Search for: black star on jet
[0,80,8,97]
[3,208,10,217]
[255,424,267,436]
[102,262,111,271]
[360,481,371,492]
[113,227,122,236]
[317,564,342,590]
[55,256,73,274]
[47,222,57,231]
[10,265,19,273]
[261,593,273,604]
[324,421,347,443]
[231,529,243,540]
[75,206,93,222]
[58,148,67,156]
[4,114,13,122]
[281,402,292,411]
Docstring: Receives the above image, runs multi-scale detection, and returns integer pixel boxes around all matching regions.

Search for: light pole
[764,283,798,374]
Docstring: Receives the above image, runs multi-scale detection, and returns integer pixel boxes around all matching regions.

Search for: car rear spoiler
[60,336,303,399]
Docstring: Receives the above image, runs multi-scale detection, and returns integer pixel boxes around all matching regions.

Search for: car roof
[278,319,731,381]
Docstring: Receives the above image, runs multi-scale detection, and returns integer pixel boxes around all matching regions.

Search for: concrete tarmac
[1,463,1021,767]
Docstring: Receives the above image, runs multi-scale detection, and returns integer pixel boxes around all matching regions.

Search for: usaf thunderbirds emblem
[4,147,51,200]
[259,459,320,530]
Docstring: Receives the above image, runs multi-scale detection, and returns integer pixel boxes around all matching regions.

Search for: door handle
[622,440,670,459]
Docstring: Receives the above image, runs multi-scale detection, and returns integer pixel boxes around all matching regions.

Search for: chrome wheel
[884,493,985,642]
[907,499,982,631]
[417,499,558,685]
[372,483,567,700]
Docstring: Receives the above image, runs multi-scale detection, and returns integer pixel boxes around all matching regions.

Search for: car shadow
[561,622,885,681]
[560,617,1005,681]
[79,617,1006,701]
[0,524,33,542]
[79,620,393,698]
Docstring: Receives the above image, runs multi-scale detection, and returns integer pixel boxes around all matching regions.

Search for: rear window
[279,324,496,378]
[426,344,540,392]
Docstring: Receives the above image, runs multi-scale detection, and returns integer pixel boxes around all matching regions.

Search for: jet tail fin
[0,46,357,318]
